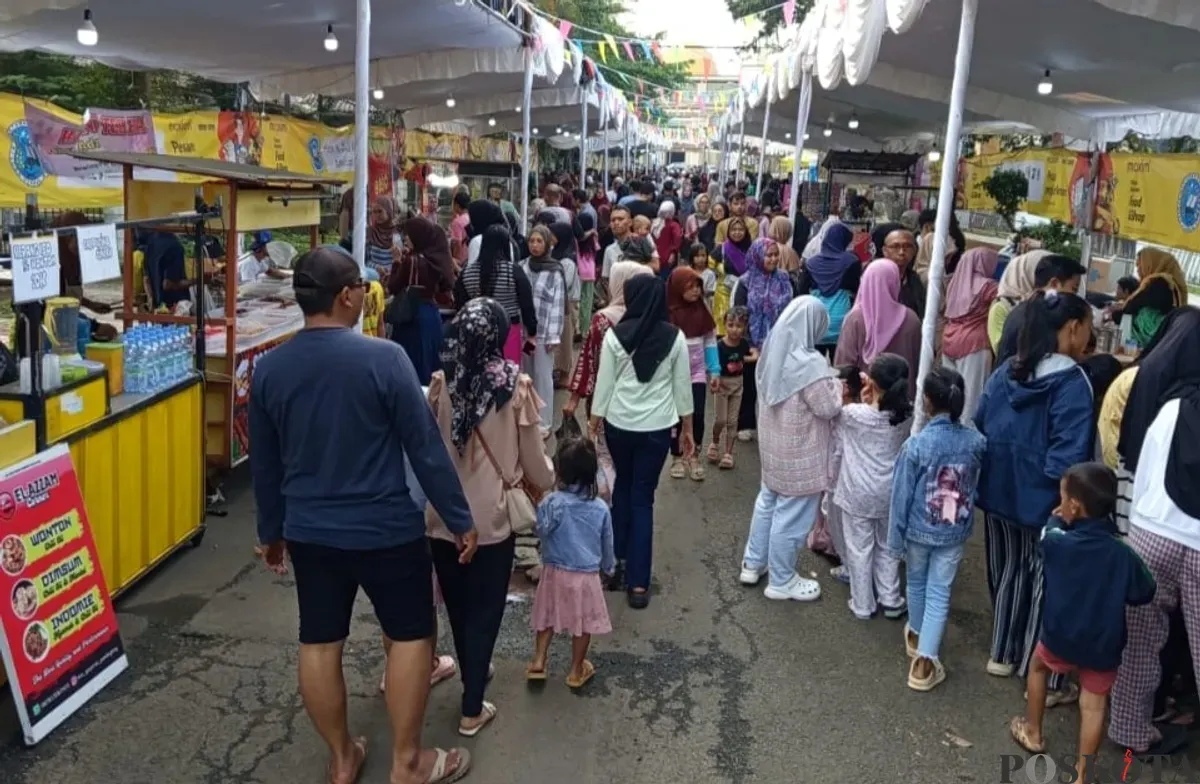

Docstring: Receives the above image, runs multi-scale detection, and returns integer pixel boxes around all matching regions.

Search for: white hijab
[802,216,843,261]
[756,296,835,407]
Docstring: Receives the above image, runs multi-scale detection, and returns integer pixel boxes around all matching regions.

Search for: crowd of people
[246,167,1199,784]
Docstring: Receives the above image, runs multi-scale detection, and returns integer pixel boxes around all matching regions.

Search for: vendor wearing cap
[238,231,289,283]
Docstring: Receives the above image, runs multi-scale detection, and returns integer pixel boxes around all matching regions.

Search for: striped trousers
[984,513,1066,690]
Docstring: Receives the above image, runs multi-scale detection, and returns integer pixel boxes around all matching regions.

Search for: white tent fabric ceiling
[408,86,600,136]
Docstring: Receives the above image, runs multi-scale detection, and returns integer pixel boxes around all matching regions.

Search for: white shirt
[1130,399,1200,550]
[602,239,625,279]
[591,330,694,432]
[467,234,483,265]
[237,252,272,283]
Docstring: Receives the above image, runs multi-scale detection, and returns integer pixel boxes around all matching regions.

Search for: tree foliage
[726,0,814,50]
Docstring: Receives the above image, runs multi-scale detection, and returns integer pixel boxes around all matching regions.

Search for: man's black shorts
[287,538,434,645]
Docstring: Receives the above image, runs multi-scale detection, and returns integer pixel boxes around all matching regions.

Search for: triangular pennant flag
[622,41,635,60]
[783,0,796,26]
[637,79,645,94]
[651,42,664,61]
[605,34,618,61]
[598,38,608,62]
[558,20,573,40]
[674,91,681,106]
[640,41,654,61]
[563,46,572,65]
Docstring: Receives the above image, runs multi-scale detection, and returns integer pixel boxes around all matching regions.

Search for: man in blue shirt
[250,247,475,784]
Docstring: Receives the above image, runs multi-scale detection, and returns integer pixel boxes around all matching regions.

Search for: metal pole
[623,121,630,175]
[718,114,729,181]
[602,96,610,195]
[352,0,371,278]
[580,86,589,187]
[787,70,813,236]
[913,0,978,434]
[519,44,535,231]
[756,91,771,198]
[1076,139,1101,296]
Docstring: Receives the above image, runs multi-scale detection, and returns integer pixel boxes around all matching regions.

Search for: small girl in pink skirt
[526,437,614,689]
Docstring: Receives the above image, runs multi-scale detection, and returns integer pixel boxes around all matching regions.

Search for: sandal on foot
[567,660,596,689]
[719,454,735,470]
[690,463,705,481]
[327,737,367,784]
[669,458,686,479]
[526,662,548,682]
[1009,716,1045,754]
[426,747,472,784]
[380,655,457,693]
[706,443,720,463]
[458,701,498,738]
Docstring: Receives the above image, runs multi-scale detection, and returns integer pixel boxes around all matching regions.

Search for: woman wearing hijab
[666,267,721,482]
[652,201,684,275]
[455,225,539,363]
[738,296,841,602]
[700,201,728,255]
[768,216,801,274]
[465,199,507,265]
[367,196,399,280]
[1109,307,1200,756]
[732,238,795,439]
[389,217,457,385]
[590,275,694,609]
[519,225,568,433]
[548,222,583,387]
[988,250,1051,354]
[685,193,713,245]
[680,179,696,219]
[796,221,862,355]
[427,298,555,738]
[835,260,922,399]
[1115,248,1188,349]
[942,247,1001,423]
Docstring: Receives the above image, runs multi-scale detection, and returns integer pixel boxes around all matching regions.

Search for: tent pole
[736,94,746,186]
[519,43,535,232]
[913,0,978,434]
[787,70,813,237]
[602,97,610,195]
[580,86,589,187]
[756,93,771,198]
[623,122,630,175]
[352,0,371,278]
[1077,137,1102,296]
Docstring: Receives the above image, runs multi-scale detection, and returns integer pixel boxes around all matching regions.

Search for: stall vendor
[141,231,194,311]
[237,231,289,283]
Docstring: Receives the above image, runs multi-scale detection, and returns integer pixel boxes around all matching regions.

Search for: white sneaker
[737,429,755,442]
[739,563,767,585]
[764,576,822,602]
[986,658,1015,677]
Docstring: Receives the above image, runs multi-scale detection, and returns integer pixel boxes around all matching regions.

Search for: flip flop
[706,443,720,463]
[426,747,472,784]
[458,701,497,738]
[1009,716,1045,754]
[526,663,548,682]
[567,660,596,689]
[327,736,367,784]
[380,655,457,693]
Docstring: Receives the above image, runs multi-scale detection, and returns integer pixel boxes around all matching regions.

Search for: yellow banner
[958,148,1078,224]
[1097,152,1200,253]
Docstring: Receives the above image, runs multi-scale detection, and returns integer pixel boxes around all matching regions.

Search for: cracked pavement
[0,446,1126,783]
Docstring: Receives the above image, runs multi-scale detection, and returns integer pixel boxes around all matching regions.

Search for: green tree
[726,0,814,50]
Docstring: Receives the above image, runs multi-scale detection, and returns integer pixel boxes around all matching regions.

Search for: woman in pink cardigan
[738,297,843,602]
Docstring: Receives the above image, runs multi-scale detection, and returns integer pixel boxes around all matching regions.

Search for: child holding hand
[708,307,757,469]
[527,438,614,689]
[1010,462,1156,784]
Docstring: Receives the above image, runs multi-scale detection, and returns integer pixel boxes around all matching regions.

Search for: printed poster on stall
[958,149,1077,225]
[231,334,293,465]
[1089,152,1200,254]
[0,444,127,745]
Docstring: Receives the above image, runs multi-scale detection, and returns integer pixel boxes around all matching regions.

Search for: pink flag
[783,0,796,26]
[557,20,573,40]
[623,41,636,60]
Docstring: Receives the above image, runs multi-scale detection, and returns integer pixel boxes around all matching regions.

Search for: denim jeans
[604,423,671,591]
[906,542,965,661]
[742,486,820,589]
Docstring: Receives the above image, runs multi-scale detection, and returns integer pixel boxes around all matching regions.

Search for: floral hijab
[743,238,794,347]
[369,196,396,249]
[438,298,520,454]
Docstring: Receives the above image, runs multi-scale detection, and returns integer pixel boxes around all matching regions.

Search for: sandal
[719,454,735,470]
[690,462,705,481]
[1009,716,1045,754]
[380,655,457,693]
[426,747,472,783]
[567,660,596,689]
[669,457,687,479]
[706,443,720,463]
[327,736,367,784]
[526,662,548,682]
[458,701,498,737]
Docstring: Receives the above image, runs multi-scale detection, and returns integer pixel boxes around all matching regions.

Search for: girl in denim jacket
[887,367,986,691]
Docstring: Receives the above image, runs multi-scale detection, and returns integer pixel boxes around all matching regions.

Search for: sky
[619,0,757,76]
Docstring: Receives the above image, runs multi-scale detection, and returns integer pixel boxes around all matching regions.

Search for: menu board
[0,444,127,745]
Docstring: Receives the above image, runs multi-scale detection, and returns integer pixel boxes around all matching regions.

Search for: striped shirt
[459,259,521,321]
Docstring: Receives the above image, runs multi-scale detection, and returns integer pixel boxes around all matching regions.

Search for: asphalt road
[0,433,1124,784]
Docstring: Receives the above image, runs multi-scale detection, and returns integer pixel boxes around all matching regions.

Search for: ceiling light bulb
[446,96,456,108]
[928,147,942,163]
[785,132,791,139]
[848,114,860,130]
[555,127,562,134]
[1038,69,1053,96]
[372,87,384,100]
[77,8,98,46]
[488,117,497,127]
[324,24,338,52]
[532,128,540,135]
[823,126,833,138]
[803,132,810,140]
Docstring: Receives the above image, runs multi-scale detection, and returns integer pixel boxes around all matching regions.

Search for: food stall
[70,151,339,470]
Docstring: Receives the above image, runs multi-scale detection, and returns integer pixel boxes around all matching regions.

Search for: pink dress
[530,566,612,637]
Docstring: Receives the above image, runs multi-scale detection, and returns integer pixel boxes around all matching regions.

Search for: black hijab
[467,199,505,239]
[549,221,576,261]
[1118,306,1200,517]
[612,275,678,383]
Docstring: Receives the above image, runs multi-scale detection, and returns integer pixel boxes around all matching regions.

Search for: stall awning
[821,151,919,174]
[72,151,344,187]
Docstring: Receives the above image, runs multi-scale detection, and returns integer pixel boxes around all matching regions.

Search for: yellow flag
[604,35,617,62]
[598,39,607,62]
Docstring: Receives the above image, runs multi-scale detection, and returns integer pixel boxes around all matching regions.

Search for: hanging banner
[78,108,156,157]
[958,149,1077,225]
[22,103,91,179]
[0,445,128,745]
[1095,153,1200,253]
[157,111,220,159]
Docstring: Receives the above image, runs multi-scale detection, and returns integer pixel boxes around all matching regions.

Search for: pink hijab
[944,247,1000,320]
[858,260,910,363]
